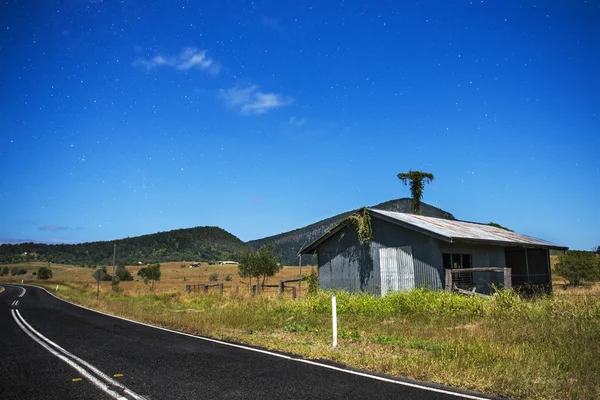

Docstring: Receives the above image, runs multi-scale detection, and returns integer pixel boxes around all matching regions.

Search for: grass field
[2,261,600,400]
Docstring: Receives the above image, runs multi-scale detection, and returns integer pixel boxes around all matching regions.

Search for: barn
[299,208,567,296]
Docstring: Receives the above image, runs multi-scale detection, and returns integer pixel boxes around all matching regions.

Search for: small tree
[238,245,282,288]
[1,266,9,276]
[209,272,219,281]
[115,265,134,281]
[397,170,435,214]
[138,263,161,290]
[555,251,600,286]
[10,266,20,276]
[37,266,53,280]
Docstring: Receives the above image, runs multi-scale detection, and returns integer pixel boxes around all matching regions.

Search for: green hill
[246,198,455,266]
[0,226,249,266]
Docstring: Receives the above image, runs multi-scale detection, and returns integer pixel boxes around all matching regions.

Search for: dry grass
[1,261,310,298]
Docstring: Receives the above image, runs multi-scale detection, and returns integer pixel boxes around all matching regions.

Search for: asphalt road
[0,284,497,400]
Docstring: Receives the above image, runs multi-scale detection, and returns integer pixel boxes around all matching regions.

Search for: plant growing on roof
[344,207,373,243]
[397,170,435,214]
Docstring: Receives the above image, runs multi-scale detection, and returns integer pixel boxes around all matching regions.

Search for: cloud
[289,116,307,126]
[39,225,70,232]
[219,85,292,115]
[134,48,219,74]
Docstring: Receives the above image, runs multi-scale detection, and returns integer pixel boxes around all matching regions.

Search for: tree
[115,265,133,281]
[238,245,282,287]
[10,266,20,276]
[397,170,435,214]
[37,266,53,280]
[555,250,600,286]
[1,266,9,276]
[138,263,161,290]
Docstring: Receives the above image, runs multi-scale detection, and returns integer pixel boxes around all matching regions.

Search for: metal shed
[299,209,567,296]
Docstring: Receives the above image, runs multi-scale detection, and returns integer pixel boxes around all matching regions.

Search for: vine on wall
[345,207,373,243]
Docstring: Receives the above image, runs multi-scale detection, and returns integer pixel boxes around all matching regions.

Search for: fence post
[185,285,190,293]
[291,286,296,300]
[332,296,337,348]
[445,269,453,291]
[204,284,208,294]
[235,285,239,295]
[278,280,284,298]
[503,268,512,289]
[219,283,224,296]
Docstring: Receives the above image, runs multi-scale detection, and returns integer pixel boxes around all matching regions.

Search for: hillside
[0,226,249,266]
[247,198,455,266]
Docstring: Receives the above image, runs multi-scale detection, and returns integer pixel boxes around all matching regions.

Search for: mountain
[0,226,249,266]
[246,198,455,266]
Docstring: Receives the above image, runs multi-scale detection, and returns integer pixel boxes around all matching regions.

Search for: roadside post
[92,268,106,299]
[332,295,337,348]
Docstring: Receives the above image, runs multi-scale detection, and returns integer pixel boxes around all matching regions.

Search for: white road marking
[27,284,494,400]
[11,309,145,400]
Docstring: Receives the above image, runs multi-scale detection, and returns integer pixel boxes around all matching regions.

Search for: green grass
[31,282,600,400]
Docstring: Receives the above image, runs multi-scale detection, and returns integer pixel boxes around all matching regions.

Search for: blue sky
[1,0,598,250]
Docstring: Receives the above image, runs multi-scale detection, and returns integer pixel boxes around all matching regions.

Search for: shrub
[1,266,9,276]
[306,268,319,296]
[555,250,600,286]
[225,274,232,281]
[115,265,133,281]
[37,267,53,280]
[209,272,219,282]
[10,266,20,276]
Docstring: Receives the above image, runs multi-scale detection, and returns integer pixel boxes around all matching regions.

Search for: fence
[445,267,512,294]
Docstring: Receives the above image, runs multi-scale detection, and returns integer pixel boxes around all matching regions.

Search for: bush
[209,272,219,282]
[555,250,600,286]
[10,266,19,276]
[1,266,9,276]
[306,268,319,296]
[115,265,133,281]
[225,274,232,281]
[37,267,53,280]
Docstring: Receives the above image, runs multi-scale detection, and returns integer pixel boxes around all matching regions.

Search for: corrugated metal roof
[369,209,567,250]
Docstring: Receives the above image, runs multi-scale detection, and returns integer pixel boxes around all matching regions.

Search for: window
[443,253,473,288]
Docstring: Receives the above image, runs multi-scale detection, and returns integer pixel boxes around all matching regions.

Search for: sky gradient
[1,0,599,250]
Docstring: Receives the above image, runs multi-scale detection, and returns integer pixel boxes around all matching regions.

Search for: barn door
[379,246,415,295]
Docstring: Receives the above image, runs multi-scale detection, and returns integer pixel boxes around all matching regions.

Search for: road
[0,284,496,400]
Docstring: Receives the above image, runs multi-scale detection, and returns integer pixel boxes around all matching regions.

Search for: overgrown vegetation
[34,283,600,400]
[344,207,373,243]
[397,171,435,214]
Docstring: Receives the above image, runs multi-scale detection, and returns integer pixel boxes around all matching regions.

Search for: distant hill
[0,226,249,266]
[246,198,455,266]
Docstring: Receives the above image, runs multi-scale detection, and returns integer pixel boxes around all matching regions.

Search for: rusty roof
[369,209,567,250]
[299,208,567,254]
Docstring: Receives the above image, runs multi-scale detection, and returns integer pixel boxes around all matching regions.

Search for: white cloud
[219,85,293,115]
[134,48,219,74]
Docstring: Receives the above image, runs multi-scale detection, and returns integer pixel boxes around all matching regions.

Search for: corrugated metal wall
[371,217,443,292]
[317,224,379,294]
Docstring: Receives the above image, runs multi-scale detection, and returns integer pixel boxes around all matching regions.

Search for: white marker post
[332,295,337,348]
